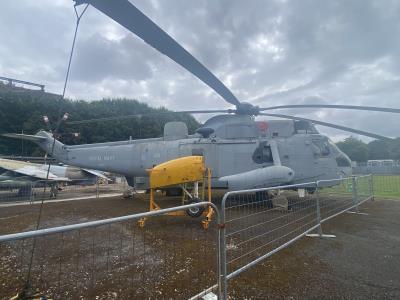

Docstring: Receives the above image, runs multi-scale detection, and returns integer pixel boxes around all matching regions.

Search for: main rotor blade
[260,104,400,114]
[174,109,233,114]
[259,112,393,140]
[67,109,231,125]
[75,0,240,107]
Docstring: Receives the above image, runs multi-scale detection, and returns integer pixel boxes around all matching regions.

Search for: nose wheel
[186,198,205,218]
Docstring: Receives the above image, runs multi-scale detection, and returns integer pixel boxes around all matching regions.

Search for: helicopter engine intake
[219,165,295,191]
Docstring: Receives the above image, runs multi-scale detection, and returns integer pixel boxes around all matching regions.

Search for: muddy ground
[0,193,399,299]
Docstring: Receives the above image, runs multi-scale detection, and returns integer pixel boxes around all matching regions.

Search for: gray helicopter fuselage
[30,115,351,189]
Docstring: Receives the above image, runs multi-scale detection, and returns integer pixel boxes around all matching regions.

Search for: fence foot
[306,233,336,238]
[200,292,218,300]
[202,219,210,230]
[138,218,146,227]
[346,211,369,216]
[188,284,219,300]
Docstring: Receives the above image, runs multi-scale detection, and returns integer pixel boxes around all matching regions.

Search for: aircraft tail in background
[2,131,67,162]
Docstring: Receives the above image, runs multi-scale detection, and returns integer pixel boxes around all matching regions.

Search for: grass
[319,175,400,199]
[371,175,400,199]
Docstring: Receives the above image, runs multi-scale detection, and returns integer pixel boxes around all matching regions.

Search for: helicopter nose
[342,167,352,176]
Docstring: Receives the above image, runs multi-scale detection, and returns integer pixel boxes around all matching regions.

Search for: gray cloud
[1,0,400,140]
[70,34,154,81]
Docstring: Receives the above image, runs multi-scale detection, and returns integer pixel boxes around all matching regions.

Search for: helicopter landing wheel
[255,191,273,209]
[306,187,316,194]
[186,197,205,218]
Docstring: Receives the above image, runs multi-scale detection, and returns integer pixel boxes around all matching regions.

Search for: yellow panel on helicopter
[148,156,205,188]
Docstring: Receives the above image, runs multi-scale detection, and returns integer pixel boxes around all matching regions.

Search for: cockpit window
[252,142,273,164]
[336,155,351,167]
[312,139,330,156]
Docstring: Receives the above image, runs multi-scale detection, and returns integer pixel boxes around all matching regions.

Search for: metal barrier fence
[0,175,376,299]
[353,164,400,175]
[0,203,221,299]
[220,175,374,298]
[0,178,129,204]
[365,175,400,198]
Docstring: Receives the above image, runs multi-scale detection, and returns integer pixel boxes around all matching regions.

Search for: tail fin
[2,130,67,161]
[2,133,48,143]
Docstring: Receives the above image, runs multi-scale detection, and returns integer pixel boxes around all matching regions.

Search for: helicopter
[4,0,400,192]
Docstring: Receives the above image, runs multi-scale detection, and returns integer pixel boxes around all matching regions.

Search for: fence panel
[353,164,400,175]
[31,179,127,202]
[221,175,375,298]
[221,182,319,279]
[318,177,355,220]
[357,175,373,202]
[0,182,33,203]
[370,175,400,198]
[0,178,129,204]
[0,203,220,299]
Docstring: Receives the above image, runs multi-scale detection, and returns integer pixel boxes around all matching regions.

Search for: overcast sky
[1,0,399,141]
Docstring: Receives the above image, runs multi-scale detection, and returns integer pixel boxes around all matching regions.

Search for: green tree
[388,138,400,160]
[336,137,369,162]
[367,139,390,160]
[0,84,200,156]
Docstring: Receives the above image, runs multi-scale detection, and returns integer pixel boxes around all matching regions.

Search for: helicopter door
[311,138,335,178]
[178,143,194,157]
[217,142,256,177]
[165,141,180,161]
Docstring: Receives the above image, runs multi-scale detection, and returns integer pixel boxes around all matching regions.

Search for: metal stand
[138,157,213,230]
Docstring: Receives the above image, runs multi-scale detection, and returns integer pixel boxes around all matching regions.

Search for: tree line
[336,137,400,163]
[0,84,199,156]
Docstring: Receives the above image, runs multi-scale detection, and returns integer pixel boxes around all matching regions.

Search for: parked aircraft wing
[18,167,70,181]
[11,167,69,181]
[82,169,110,180]
[0,158,36,170]
[0,159,69,181]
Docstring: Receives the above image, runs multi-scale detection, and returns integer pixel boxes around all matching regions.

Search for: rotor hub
[235,102,260,115]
